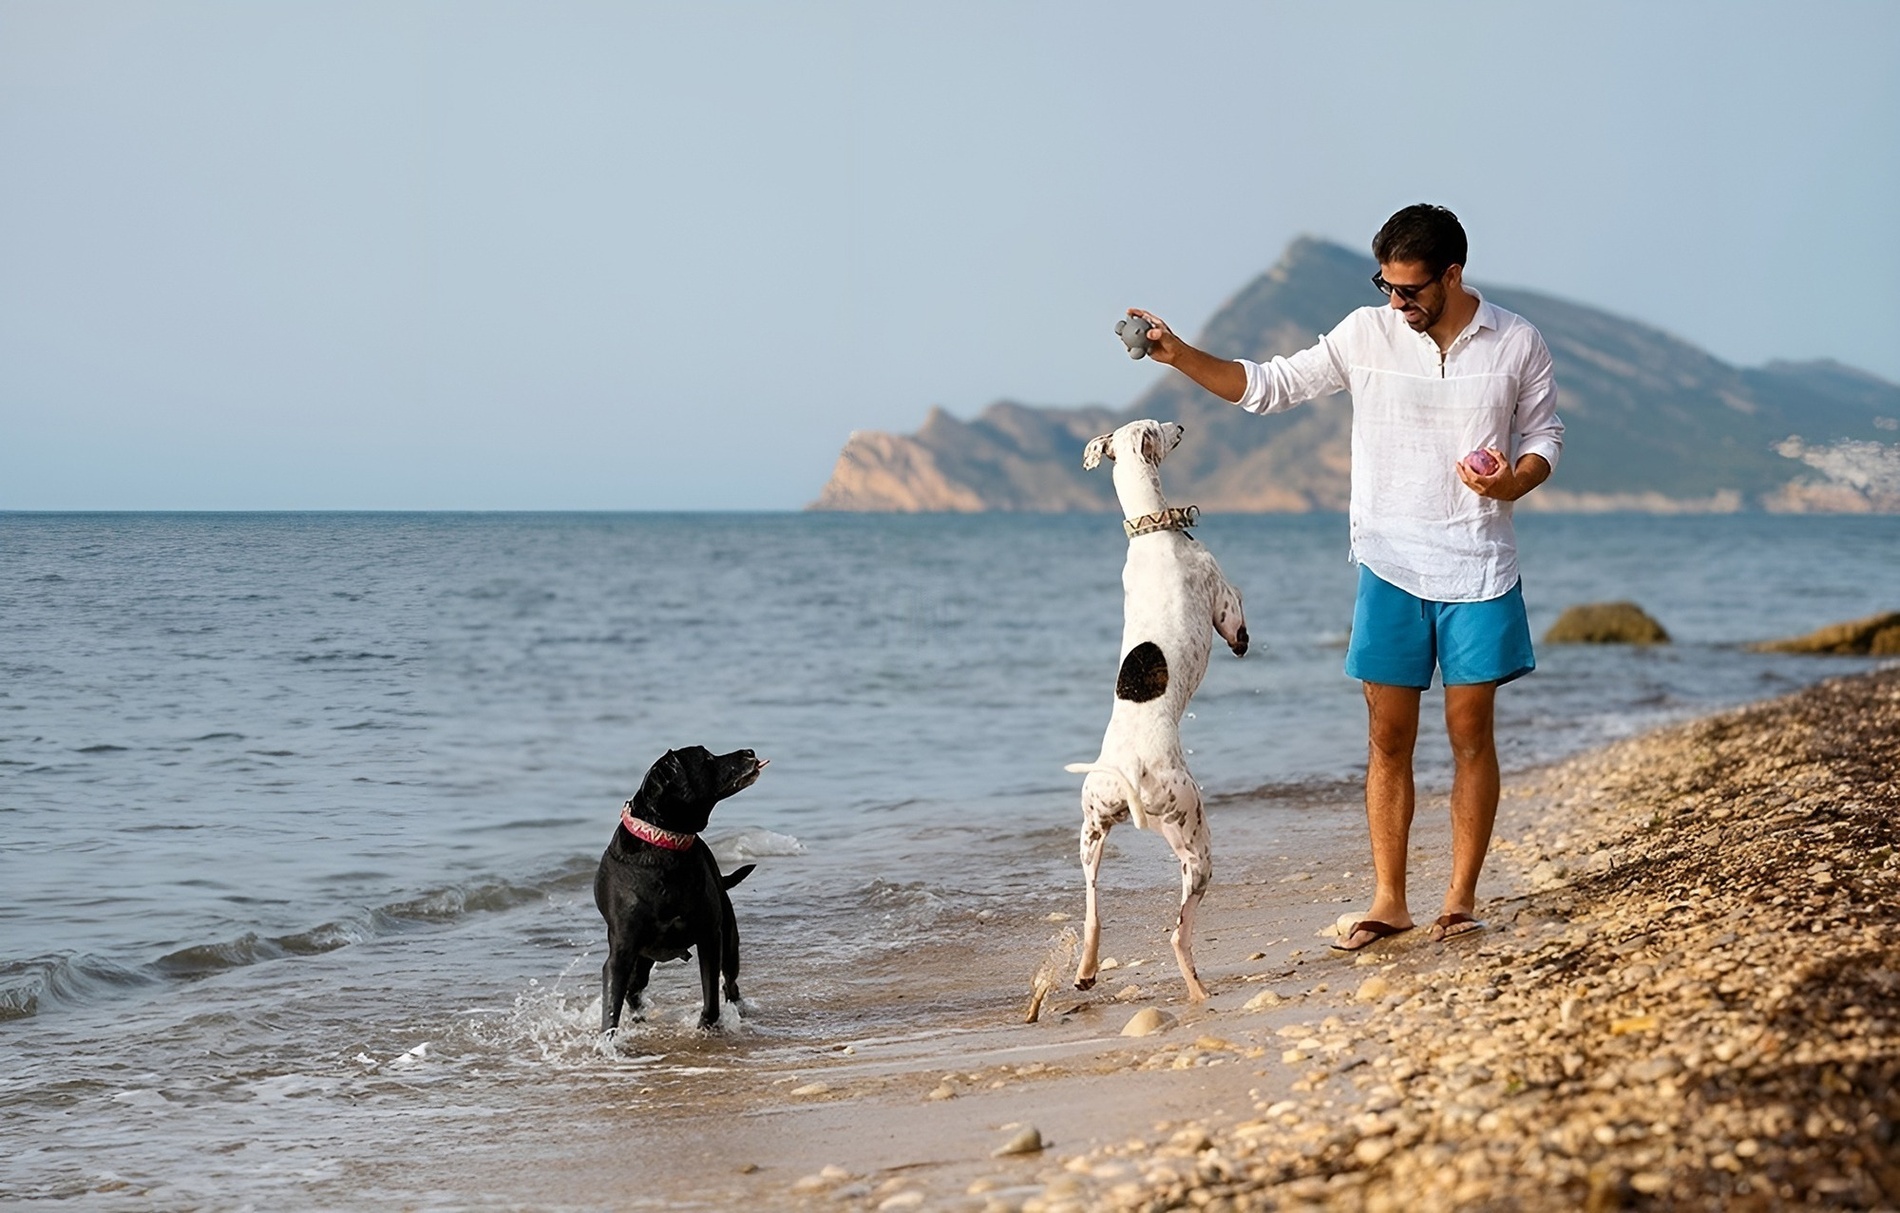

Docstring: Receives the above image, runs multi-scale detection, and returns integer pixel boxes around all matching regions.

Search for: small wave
[74,744,128,754]
[189,732,246,742]
[0,953,158,1020]
[382,880,546,922]
[16,861,601,1014]
[856,878,948,918]
[152,921,365,977]
[708,827,806,863]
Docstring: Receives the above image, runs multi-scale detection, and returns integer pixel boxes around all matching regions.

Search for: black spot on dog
[1116,641,1170,703]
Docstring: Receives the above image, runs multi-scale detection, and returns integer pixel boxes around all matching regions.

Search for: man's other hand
[1457,449,1550,501]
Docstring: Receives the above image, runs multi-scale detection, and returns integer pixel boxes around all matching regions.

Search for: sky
[3,1,1897,510]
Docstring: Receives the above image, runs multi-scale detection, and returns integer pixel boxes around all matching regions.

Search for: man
[1129,203,1562,951]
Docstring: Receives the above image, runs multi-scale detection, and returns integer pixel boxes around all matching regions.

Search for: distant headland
[810,238,1900,514]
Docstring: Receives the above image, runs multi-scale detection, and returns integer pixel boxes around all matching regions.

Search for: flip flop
[1330,919,1412,953]
[1430,912,1487,942]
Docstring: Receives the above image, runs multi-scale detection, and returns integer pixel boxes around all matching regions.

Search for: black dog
[594,746,764,1032]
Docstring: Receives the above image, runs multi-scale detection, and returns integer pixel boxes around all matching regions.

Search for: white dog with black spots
[1066,419,1249,1002]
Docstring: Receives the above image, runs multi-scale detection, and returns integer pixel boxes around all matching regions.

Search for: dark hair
[1372,204,1467,275]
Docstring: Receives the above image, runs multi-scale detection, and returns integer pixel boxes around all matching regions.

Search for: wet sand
[402,668,1896,1212]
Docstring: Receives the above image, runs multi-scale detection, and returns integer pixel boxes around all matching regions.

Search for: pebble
[789,1082,830,1096]
[1120,1007,1174,1037]
[1354,1136,1396,1166]
[926,1084,956,1101]
[993,1126,1045,1157]
[1355,976,1390,1003]
[1243,989,1284,1011]
[790,1164,852,1193]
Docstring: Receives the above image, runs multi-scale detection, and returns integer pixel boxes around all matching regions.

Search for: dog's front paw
[1073,975,1097,991]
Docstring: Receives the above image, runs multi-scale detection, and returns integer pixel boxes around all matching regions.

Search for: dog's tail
[722,864,756,890]
[1064,762,1149,830]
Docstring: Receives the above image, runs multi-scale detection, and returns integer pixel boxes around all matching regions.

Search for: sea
[4,511,1898,1207]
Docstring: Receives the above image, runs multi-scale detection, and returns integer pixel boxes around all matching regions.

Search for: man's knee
[1364,684,1421,760]
[1368,718,1419,762]
[1444,697,1496,764]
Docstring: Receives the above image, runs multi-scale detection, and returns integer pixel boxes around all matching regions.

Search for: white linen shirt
[1234,292,1563,603]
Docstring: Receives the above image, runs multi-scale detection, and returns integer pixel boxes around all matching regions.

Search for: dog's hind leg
[1074,803,1115,990]
[1156,780,1214,1002]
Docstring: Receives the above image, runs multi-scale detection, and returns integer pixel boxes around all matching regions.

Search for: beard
[1398,292,1443,331]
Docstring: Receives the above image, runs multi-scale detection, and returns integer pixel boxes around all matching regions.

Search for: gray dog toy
[1115,315,1154,360]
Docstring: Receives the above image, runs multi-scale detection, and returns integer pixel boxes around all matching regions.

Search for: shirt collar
[1469,288,1500,334]
[1433,286,1497,350]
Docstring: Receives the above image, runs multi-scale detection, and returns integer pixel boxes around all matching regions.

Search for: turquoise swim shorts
[1345,565,1535,689]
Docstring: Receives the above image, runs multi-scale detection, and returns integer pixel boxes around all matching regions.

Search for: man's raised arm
[1126,308,1349,415]
[1124,308,1247,403]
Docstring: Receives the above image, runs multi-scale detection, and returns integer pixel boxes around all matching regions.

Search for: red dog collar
[620,803,697,851]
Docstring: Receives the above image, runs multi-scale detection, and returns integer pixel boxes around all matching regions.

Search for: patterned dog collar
[1123,505,1199,538]
[621,802,697,851]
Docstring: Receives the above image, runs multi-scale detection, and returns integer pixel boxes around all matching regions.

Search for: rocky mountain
[809,238,1900,513]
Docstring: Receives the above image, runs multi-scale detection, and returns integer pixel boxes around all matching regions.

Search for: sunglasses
[1371,268,1445,301]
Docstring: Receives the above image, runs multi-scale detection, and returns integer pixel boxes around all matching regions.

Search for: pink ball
[1464,448,1499,476]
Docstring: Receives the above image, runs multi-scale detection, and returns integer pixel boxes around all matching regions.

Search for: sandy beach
[447,664,1900,1213]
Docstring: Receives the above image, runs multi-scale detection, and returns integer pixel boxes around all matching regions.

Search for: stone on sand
[993,1126,1045,1156]
[1120,1007,1174,1036]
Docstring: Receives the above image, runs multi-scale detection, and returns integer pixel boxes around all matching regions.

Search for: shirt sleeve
[1233,313,1354,415]
[1511,328,1563,473]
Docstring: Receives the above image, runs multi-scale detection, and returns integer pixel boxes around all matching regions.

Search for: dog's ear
[636,749,689,808]
[1082,433,1115,470]
[1140,422,1185,464]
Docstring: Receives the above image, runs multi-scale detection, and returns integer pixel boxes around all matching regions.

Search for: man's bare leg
[1346,681,1422,947]
[1439,682,1500,935]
